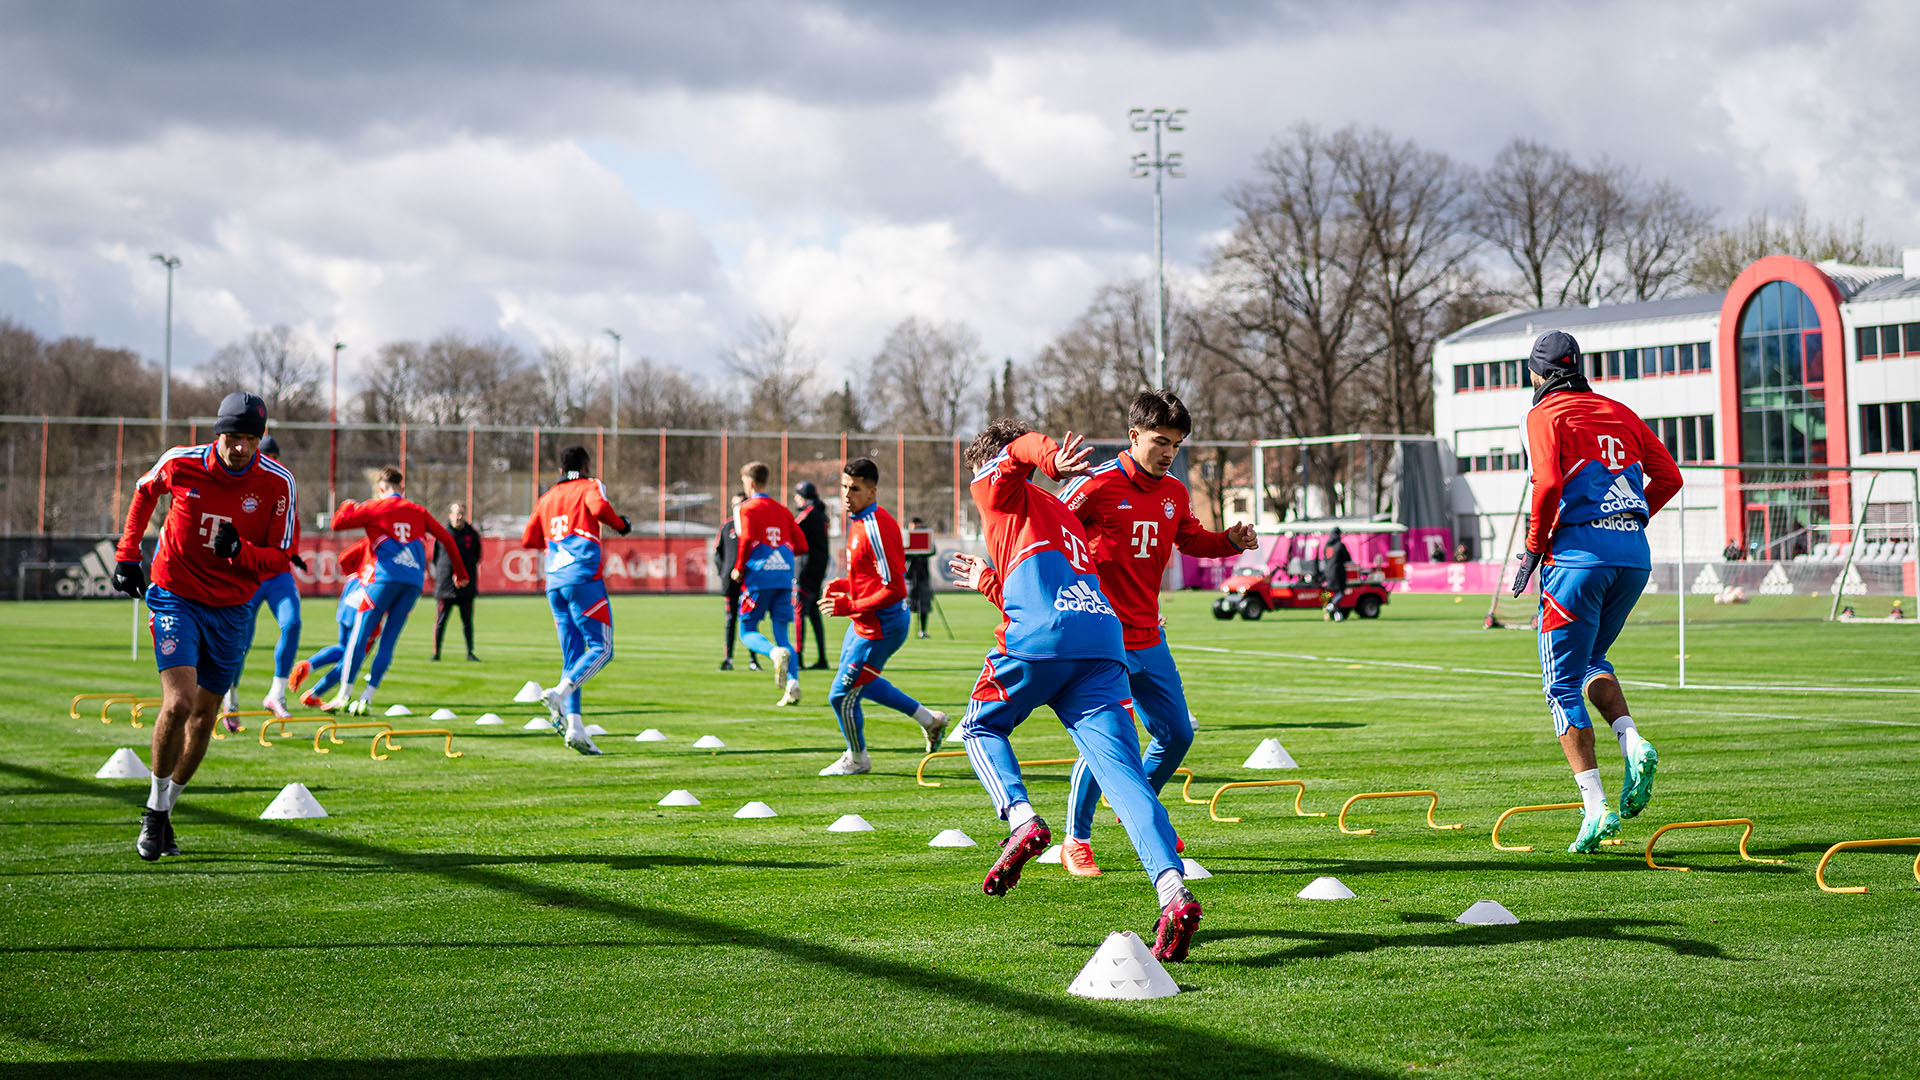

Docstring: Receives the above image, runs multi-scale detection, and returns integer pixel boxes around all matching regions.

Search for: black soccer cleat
[719,658,734,671]
[747,657,762,672]
[161,815,181,857]
[136,809,169,862]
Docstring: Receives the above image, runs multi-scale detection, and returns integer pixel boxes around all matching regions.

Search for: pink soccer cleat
[983,818,1051,897]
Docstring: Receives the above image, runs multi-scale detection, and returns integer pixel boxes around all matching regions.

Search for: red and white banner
[289,536,715,596]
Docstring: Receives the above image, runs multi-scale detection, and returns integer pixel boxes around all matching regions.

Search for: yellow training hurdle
[209,709,272,739]
[71,693,132,720]
[1338,790,1463,835]
[915,750,1078,788]
[313,721,393,753]
[258,715,336,746]
[1813,837,1920,894]
[1491,802,1624,851]
[1173,768,1206,806]
[1643,818,1785,871]
[370,728,461,761]
[1208,779,1327,823]
[97,696,158,727]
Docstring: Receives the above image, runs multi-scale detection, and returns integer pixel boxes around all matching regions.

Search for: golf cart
[1211,521,1403,621]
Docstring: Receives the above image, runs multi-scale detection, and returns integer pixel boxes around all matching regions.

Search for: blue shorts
[146,584,253,694]
[965,652,1133,735]
[1537,563,1649,736]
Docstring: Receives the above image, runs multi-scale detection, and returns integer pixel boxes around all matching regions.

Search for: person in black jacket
[714,494,756,671]
[1321,527,1353,623]
[792,480,831,669]
[432,502,484,660]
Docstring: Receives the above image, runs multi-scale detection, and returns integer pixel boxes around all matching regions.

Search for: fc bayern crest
[1162,499,1176,520]
[159,636,178,655]
[241,495,259,514]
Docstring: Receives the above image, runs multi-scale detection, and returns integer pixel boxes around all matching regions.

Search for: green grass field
[2,591,1917,1079]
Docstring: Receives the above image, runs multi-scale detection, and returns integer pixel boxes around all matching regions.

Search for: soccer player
[1510,330,1681,853]
[112,392,298,861]
[948,420,1202,963]
[792,480,832,670]
[519,446,631,754]
[1321,527,1353,622]
[224,434,305,723]
[714,494,756,671]
[1055,390,1257,876]
[732,461,807,705]
[291,537,384,708]
[326,466,469,715]
[816,458,949,776]
[431,501,482,662]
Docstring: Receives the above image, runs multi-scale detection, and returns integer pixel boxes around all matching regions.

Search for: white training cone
[1068,931,1180,1000]
[634,729,667,742]
[383,703,412,717]
[657,789,701,807]
[734,801,778,818]
[693,735,726,750]
[1243,737,1298,770]
[260,782,327,820]
[1038,843,1063,864]
[945,723,965,743]
[584,724,608,736]
[1297,876,1355,900]
[475,713,504,726]
[1180,857,1213,880]
[513,680,544,703]
[430,708,458,721]
[522,718,552,730]
[95,748,150,779]
[928,829,976,848]
[1456,900,1519,926]
[827,813,873,833]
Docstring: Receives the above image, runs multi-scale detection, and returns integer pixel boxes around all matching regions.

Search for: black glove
[615,515,632,536]
[213,521,242,560]
[289,552,309,573]
[1511,550,1543,597]
[112,561,147,599]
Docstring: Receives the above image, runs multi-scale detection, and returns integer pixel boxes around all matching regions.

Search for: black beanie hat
[795,480,818,500]
[213,392,268,438]
[259,434,281,457]
[1527,330,1582,376]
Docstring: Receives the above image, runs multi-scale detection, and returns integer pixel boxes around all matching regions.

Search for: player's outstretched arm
[519,509,545,551]
[423,513,470,587]
[947,552,1003,608]
[1523,410,1564,556]
[330,499,372,531]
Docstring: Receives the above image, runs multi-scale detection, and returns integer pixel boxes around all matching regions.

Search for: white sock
[565,712,587,738]
[1574,768,1606,816]
[268,677,287,698]
[222,690,238,713]
[358,684,377,703]
[552,679,577,699]
[1007,800,1036,831]
[913,705,938,726]
[147,774,168,812]
[162,778,184,811]
[1609,716,1642,757]
[1155,868,1186,908]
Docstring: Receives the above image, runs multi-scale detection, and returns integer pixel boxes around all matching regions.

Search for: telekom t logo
[1130,519,1159,558]
[198,513,233,549]
[392,522,412,543]
[1060,528,1090,572]
[1597,434,1626,469]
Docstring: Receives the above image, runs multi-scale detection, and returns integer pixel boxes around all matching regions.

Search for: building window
[1859,401,1920,455]
[1699,341,1711,371]
[1232,496,1249,513]
[1856,322,1920,360]
[1646,414,1714,463]
[1737,280,1829,551]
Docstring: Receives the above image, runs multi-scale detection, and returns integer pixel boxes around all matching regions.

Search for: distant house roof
[1444,260,1918,346]
[1443,292,1724,344]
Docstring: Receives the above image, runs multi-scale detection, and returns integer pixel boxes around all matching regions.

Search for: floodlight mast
[149,254,181,447]
[1128,107,1186,390]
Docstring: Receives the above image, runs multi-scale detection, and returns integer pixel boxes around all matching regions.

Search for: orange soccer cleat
[288,660,312,695]
[1062,837,1103,877]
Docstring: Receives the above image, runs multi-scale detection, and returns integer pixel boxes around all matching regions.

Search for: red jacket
[1060,451,1241,649]
[733,492,807,589]
[842,503,907,639]
[1525,391,1683,565]
[332,494,466,588]
[117,444,297,607]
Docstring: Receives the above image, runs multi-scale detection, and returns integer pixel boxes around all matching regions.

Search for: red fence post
[719,428,729,516]
[657,427,667,554]
[531,427,540,513]
[36,416,48,535]
[596,428,604,485]
[780,431,789,496]
[399,421,407,478]
[465,426,474,516]
[952,438,962,537]
[114,419,125,525]
[896,436,905,521]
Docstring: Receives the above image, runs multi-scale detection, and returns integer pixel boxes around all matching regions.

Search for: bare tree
[1620,179,1716,300]
[1472,138,1579,309]
[1554,159,1636,306]
[1686,203,1900,291]
[201,325,325,419]
[720,314,817,430]
[865,317,984,436]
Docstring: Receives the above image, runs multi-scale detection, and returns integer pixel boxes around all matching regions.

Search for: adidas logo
[762,551,791,571]
[1053,580,1115,616]
[1598,474,1646,516]
[394,549,421,569]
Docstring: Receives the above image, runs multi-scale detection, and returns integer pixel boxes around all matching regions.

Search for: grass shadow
[1200,914,1731,967]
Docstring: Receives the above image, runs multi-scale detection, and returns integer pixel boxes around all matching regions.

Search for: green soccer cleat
[1620,738,1658,819]
[1568,806,1621,853]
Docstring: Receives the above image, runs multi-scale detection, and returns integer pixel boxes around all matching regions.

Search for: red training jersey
[1525,391,1682,567]
[519,477,627,587]
[116,444,298,607]
[733,493,807,585]
[1060,451,1242,649]
[843,503,908,639]
[332,494,466,588]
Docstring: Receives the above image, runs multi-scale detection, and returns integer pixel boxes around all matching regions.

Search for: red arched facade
[1715,256,1852,548]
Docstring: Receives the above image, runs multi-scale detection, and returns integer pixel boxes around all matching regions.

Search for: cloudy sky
[2,0,1916,391]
